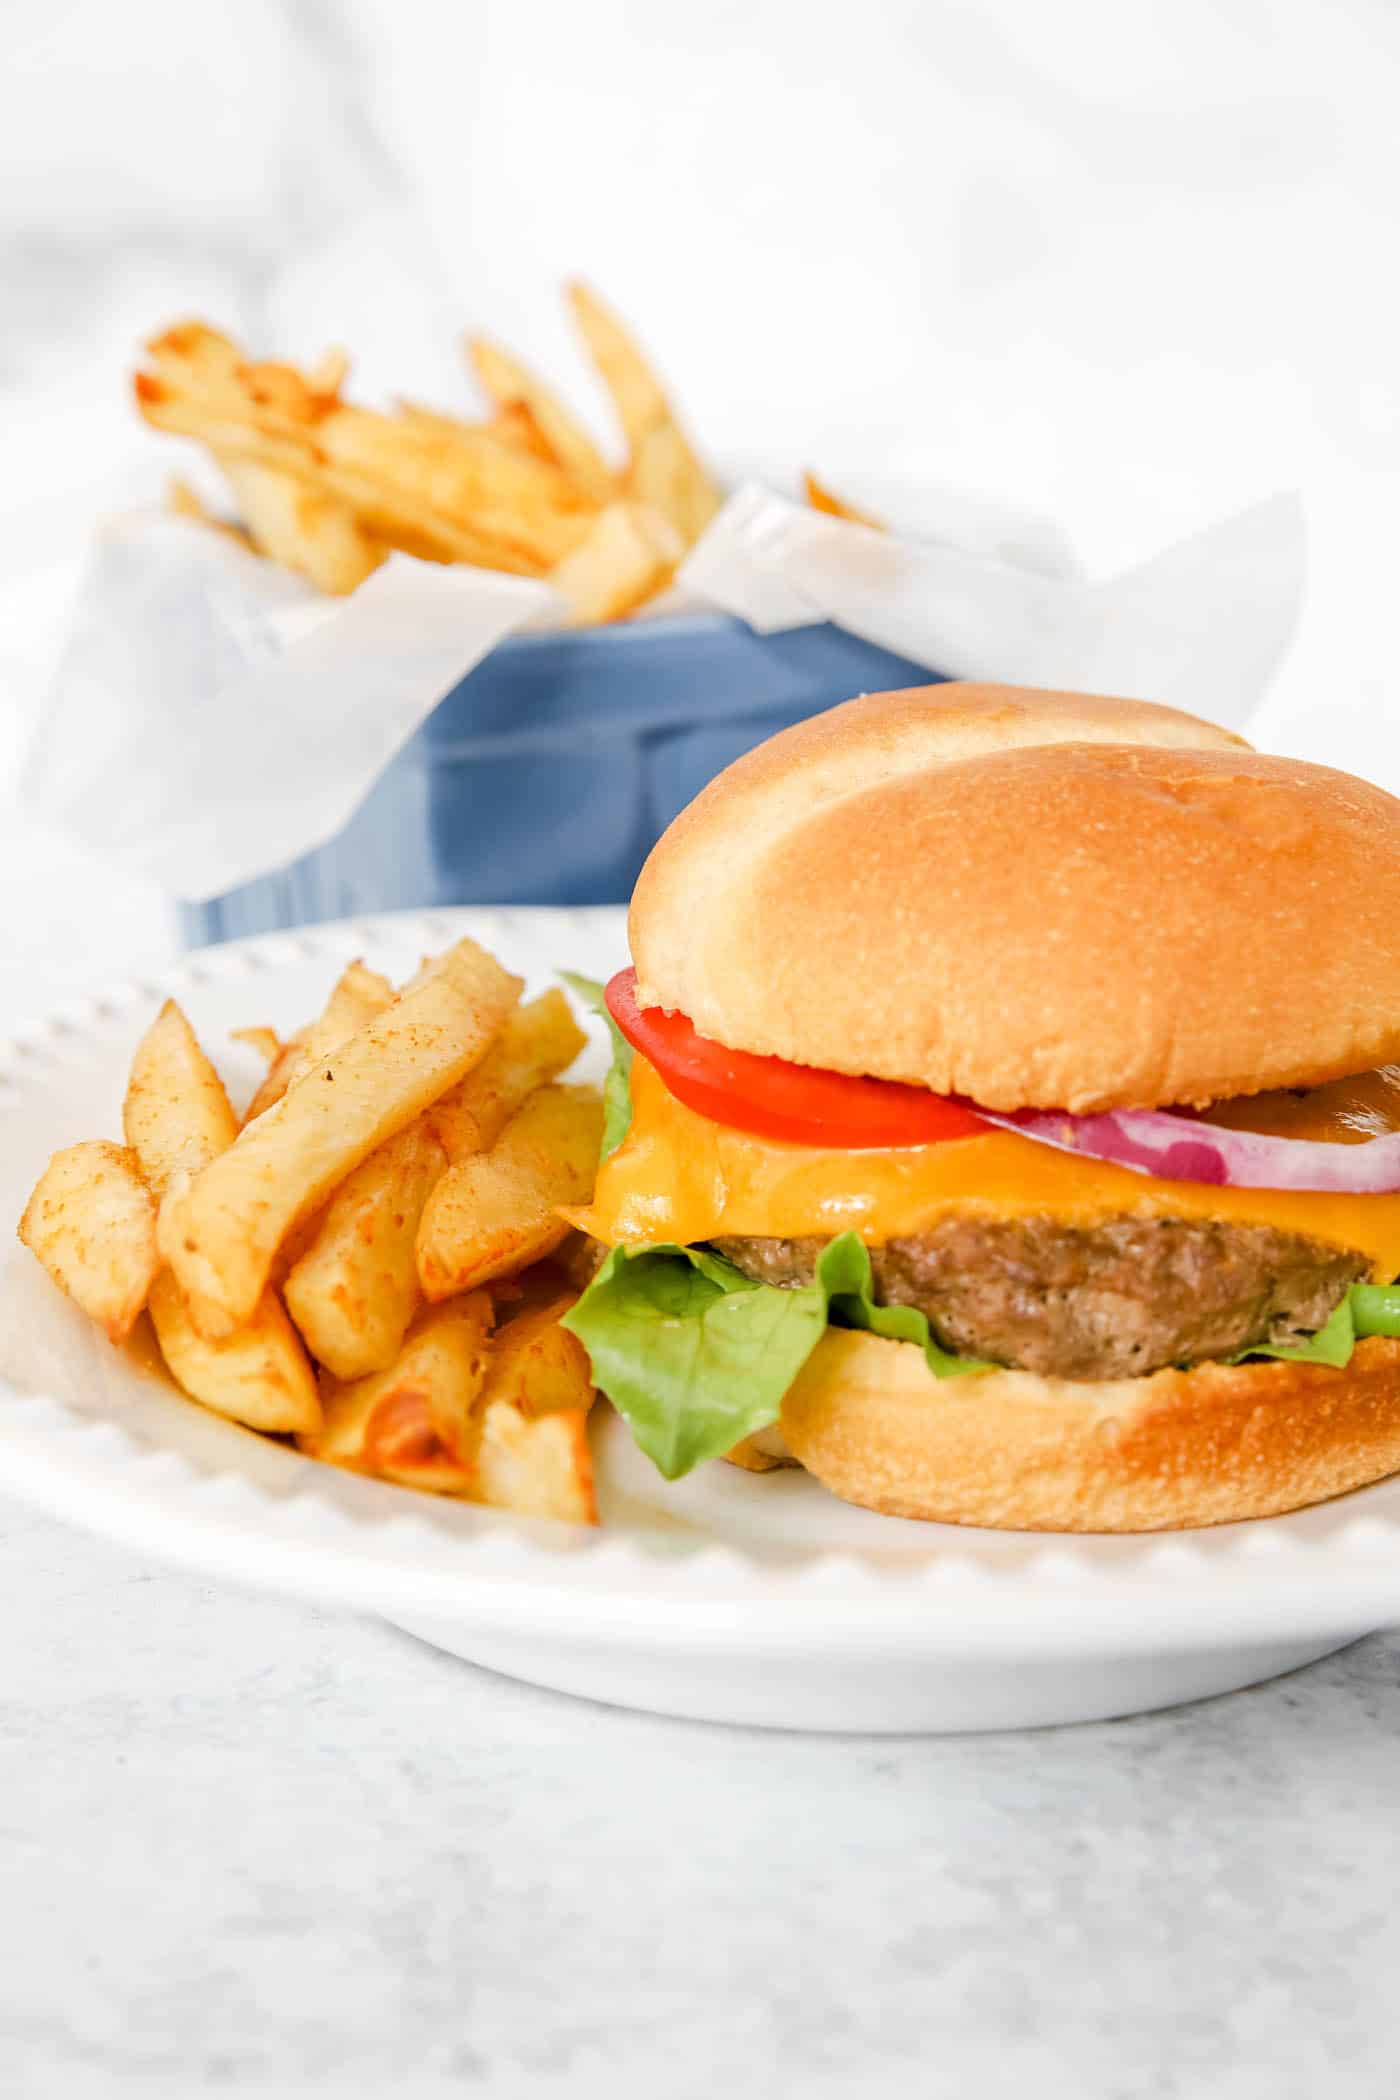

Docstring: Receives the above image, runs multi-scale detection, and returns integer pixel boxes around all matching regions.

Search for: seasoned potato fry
[549,502,682,625]
[481,1296,594,1419]
[471,1396,596,1525]
[287,989,586,1381]
[628,419,722,546]
[284,1118,448,1381]
[302,1293,493,1490]
[468,334,617,504]
[166,475,254,550]
[139,289,717,622]
[218,455,382,596]
[417,1084,603,1300]
[724,1431,799,1473]
[124,999,320,1429]
[231,1026,282,1066]
[242,959,393,1124]
[305,345,350,396]
[161,938,523,1336]
[139,376,549,575]
[124,1000,238,1196]
[566,281,670,452]
[803,470,883,530]
[242,1038,307,1125]
[425,989,587,1160]
[136,324,599,572]
[18,1141,158,1343]
[148,1267,320,1435]
[489,399,562,466]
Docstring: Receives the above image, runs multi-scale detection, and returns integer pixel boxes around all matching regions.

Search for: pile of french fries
[136,283,878,623]
[17,938,606,1525]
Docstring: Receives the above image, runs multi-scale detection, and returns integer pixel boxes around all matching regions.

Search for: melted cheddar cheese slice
[569,1056,1400,1282]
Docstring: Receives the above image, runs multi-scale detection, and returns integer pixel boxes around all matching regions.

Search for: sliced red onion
[975,1106,1400,1194]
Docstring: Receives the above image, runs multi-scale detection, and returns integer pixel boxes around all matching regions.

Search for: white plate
[4,907,1400,1734]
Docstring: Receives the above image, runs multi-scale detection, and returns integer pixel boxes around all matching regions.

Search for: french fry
[284,1119,448,1381]
[147,1267,320,1435]
[403,395,561,470]
[724,1431,799,1473]
[166,476,254,550]
[416,1083,603,1300]
[232,1026,282,1066]
[140,372,554,577]
[286,989,585,1380]
[627,420,722,547]
[305,345,350,396]
[242,1037,307,1125]
[481,1296,594,1419]
[242,959,393,1123]
[302,1293,493,1491]
[161,937,523,1337]
[566,282,670,452]
[803,470,883,530]
[124,1000,238,1197]
[218,455,383,596]
[18,1141,158,1343]
[471,1395,596,1525]
[136,325,599,572]
[489,399,562,467]
[123,999,320,1430]
[549,501,683,625]
[468,333,617,504]
[425,989,587,1160]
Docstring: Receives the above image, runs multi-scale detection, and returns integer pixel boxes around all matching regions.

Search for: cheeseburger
[563,683,1400,1531]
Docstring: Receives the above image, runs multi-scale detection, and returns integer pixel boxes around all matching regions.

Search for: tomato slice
[605,969,987,1149]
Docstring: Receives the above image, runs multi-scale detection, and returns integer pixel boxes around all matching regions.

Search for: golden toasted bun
[768,1328,1400,1531]
[630,682,1400,1110]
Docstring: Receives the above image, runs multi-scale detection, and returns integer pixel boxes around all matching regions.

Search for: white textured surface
[4,1499,1400,2100]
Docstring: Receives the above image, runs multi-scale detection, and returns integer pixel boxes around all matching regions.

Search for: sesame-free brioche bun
[758,1329,1400,1531]
[629,682,1400,1112]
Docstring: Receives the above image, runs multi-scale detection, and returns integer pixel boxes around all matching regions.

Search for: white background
[3,7,1400,2093]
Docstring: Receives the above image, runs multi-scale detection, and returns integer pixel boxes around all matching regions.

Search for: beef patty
[713,1217,1368,1381]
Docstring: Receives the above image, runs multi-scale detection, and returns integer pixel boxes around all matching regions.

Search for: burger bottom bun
[760,1329,1400,1532]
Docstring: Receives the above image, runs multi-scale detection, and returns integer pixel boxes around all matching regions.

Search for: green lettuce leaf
[561,1230,988,1480]
[1350,1284,1400,1339]
[1225,1294,1357,1368]
[1223,1280,1400,1368]
[559,972,633,1159]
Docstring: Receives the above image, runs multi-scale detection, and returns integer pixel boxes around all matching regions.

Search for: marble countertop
[4,1494,1399,2098]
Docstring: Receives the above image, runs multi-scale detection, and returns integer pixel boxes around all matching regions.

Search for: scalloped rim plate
[4,908,1400,1732]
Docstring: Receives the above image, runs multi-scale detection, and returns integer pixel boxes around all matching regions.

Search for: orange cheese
[569,1056,1400,1282]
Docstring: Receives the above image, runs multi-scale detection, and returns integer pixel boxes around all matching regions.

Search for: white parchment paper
[20,481,1306,899]
[682,483,1305,733]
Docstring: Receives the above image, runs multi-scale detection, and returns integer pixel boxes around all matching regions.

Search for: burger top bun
[628,683,1400,1113]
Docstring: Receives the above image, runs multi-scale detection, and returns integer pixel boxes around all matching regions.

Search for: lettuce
[1225,1295,1357,1368]
[559,973,633,1159]
[1219,1281,1400,1368]
[563,1228,1400,1482]
[1350,1284,1400,1339]
[561,1230,988,1479]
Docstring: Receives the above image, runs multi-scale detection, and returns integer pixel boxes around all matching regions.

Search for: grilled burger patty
[713,1217,1368,1381]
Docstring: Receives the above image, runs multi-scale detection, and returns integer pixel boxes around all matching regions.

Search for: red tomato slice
[605,969,987,1150]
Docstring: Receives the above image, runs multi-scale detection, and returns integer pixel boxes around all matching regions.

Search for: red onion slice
[976,1106,1400,1194]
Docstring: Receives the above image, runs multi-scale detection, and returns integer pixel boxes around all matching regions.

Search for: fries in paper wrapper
[18,276,1304,903]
